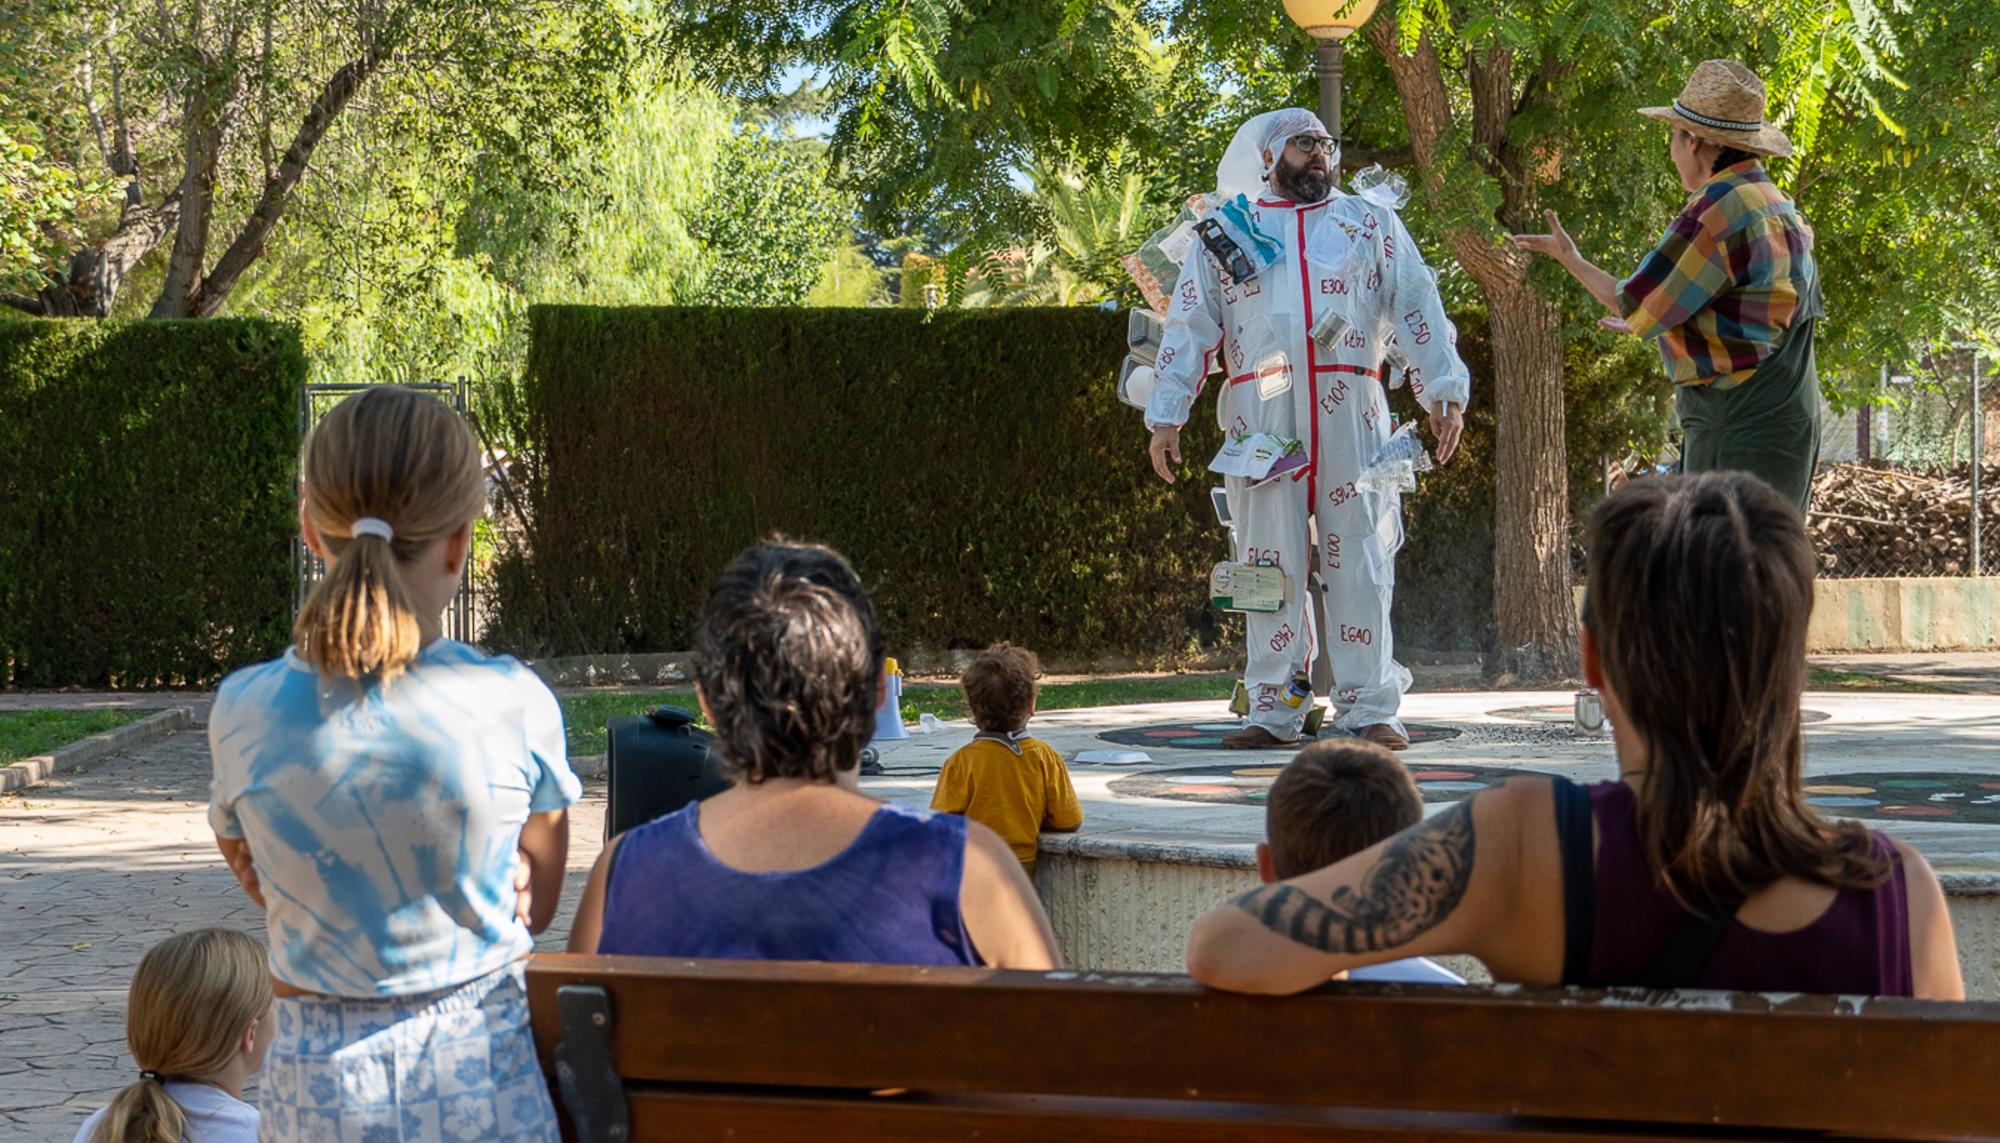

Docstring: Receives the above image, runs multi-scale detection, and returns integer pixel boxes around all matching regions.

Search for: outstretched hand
[1510,209,1580,265]
[1428,401,1464,465]
[1148,425,1183,483]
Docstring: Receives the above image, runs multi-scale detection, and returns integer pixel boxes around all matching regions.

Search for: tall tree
[3,0,634,319]
[667,0,1980,680]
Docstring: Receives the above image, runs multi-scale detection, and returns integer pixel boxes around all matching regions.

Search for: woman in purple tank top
[567,541,1060,970]
[1188,472,1963,999]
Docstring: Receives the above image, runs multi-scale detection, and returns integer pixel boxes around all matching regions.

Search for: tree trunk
[1484,283,1579,683]
[1364,22,1579,684]
[2,197,181,318]
[150,63,227,319]
[192,46,388,318]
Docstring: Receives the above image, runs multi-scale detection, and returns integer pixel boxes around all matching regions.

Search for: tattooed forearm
[1233,800,1475,954]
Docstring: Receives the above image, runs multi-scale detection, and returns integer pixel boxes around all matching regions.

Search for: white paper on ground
[1073,749,1153,766]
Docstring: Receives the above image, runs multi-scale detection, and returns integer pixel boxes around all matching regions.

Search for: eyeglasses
[1289,135,1337,157]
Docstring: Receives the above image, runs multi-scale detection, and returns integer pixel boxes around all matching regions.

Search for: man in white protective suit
[1144,108,1469,751]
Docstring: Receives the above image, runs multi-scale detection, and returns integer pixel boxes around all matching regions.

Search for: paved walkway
[4,668,1996,1137]
[0,730,605,1140]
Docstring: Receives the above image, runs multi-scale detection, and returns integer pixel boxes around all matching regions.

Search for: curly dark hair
[961,643,1039,734]
[694,540,882,783]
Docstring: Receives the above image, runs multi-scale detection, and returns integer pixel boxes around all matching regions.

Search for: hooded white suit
[1146,110,1471,739]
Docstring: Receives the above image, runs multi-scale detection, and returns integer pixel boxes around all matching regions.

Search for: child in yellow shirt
[931,644,1083,878]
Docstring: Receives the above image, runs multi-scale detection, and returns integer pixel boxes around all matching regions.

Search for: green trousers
[1674,316,1822,514]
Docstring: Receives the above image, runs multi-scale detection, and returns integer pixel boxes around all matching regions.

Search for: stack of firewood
[1808,461,2000,577]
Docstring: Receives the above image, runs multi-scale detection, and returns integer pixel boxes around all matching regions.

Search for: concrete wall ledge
[1808,576,2000,652]
[1037,832,2000,998]
[1572,576,2000,653]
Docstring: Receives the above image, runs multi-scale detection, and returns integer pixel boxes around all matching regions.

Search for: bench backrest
[526,954,2000,1141]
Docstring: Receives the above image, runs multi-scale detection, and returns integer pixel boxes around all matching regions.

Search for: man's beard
[1270,153,1334,204]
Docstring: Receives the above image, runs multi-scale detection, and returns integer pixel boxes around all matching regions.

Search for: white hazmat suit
[1146,109,1471,740]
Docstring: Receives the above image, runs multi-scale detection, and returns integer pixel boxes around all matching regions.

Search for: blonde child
[930,644,1083,879]
[208,386,580,1141]
[74,927,272,1143]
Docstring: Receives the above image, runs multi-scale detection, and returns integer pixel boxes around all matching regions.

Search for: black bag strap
[1550,777,1596,985]
[1640,899,1744,990]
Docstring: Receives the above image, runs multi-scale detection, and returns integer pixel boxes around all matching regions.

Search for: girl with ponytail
[206,386,579,1141]
[74,928,270,1143]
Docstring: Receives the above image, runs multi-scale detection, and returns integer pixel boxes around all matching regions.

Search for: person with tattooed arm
[1188,472,1962,999]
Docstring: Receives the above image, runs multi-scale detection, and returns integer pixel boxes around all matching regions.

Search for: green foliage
[0,709,148,764]
[490,306,1663,657]
[0,319,304,687]
[214,69,857,395]
[11,0,640,318]
[666,0,1999,409]
[1388,312,1673,650]
[692,129,856,305]
[0,124,115,292]
[489,305,1228,661]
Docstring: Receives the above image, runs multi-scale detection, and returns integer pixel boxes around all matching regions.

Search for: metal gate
[296,380,477,644]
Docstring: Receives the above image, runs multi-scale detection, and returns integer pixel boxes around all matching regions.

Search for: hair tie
[350,517,395,542]
[139,1070,164,1083]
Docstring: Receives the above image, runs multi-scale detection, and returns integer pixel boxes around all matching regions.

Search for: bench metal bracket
[554,983,630,1143]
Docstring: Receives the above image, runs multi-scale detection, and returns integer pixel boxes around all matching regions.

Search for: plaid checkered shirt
[1617,159,1818,390]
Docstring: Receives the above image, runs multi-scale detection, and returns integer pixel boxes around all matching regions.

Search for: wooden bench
[527,953,2000,1141]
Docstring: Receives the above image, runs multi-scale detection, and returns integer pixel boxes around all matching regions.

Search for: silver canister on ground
[1573,688,1606,736]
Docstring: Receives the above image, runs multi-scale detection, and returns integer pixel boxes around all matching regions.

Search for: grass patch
[1805,666,1951,694]
[0,709,149,765]
[557,673,1239,758]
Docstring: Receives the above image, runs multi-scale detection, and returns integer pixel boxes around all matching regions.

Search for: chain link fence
[1810,362,1996,578]
[1581,363,1996,580]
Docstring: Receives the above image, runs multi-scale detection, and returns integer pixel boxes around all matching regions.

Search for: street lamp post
[1283,0,1381,151]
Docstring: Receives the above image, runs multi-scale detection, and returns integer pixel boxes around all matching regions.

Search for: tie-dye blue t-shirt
[208,640,581,998]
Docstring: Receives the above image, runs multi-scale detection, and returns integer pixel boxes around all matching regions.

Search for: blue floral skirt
[260,962,560,1143]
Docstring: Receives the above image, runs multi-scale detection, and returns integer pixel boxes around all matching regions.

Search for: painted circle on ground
[1786,773,2000,823]
[1109,763,1554,808]
[1097,721,1463,752]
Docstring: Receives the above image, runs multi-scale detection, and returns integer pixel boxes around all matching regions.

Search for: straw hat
[1639,59,1793,158]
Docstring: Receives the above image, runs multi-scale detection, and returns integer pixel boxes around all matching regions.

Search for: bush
[0,319,305,687]
[491,305,1666,660]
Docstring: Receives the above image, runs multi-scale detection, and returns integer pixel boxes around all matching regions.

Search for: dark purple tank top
[597,800,980,967]
[1575,781,1912,995]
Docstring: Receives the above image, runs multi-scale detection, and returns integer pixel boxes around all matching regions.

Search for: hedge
[0,319,305,687]
[489,306,1666,660]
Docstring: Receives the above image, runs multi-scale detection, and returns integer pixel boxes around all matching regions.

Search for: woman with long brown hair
[1187,472,1962,998]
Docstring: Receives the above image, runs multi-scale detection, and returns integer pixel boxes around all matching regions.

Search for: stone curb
[572,753,607,780]
[0,707,196,794]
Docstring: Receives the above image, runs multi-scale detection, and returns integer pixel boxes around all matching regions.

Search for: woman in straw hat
[1513,59,1822,512]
